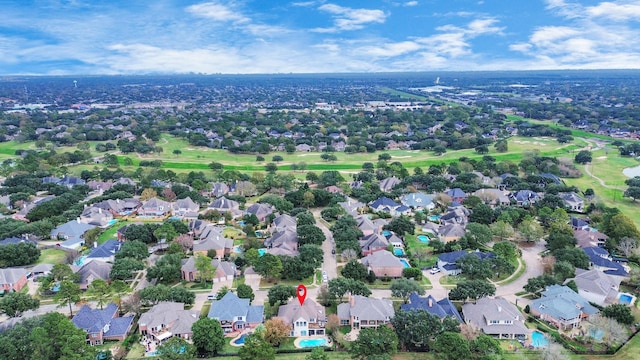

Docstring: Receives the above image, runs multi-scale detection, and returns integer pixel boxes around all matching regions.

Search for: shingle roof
[462,297,528,337]
[401,293,463,322]
[360,250,403,268]
[277,298,325,326]
[87,240,121,259]
[369,197,400,209]
[208,292,263,323]
[338,295,394,322]
[532,285,599,320]
[0,268,27,285]
[72,303,118,333]
[139,302,199,335]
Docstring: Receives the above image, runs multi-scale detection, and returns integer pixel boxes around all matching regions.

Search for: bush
[402,267,422,280]
[122,333,140,351]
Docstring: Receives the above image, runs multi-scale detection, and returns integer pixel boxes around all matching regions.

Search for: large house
[437,250,495,276]
[172,197,200,220]
[93,198,141,217]
[277,298,326,337]
[264,229,299,256]
[559,192,584,212]
[139,302,199,341]
[181,257,236,283]
[72,303,134,345]
[359,233,390,256]
[138,198,172,217]
[400,192,436,211]
[360,250,405,278]
[79,206,114,227]
[74,261,112,290]
[190,220,234,258]
[50,220,96,249]
[401,293,463,323]
[583,247,629,277]
[207,292,264,333]
[337,295,394,330]
[245,203,275,222]
[462,297,528,339]
[0,267,28,293]
[85,240,122,263]
[571,268,622,306]
[530,285,599,330]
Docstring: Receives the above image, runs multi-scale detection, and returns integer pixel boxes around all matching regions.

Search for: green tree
[492,241,518,261]
[553,261,576,282]
[191,318,225,356]
[157,336,196,360]
[390,278,425,303]
[574,150,592,164]
[468,204,494,225]
[490,221,514,242]
[448,280,496,302]
[402,267,422,280]
[350,326,398,360]
[297,224,325,246]
[194,254,215,287]
[238,333,275,360]
[385,216,415,235]
[470,333,502,359]
[267,284,296,306]
[391,309,457,351]
[602,304,635,325]
[524,274,558,294]
[216,286,231,300]
[457,254,493,280]
[236,284,255,303]
[517,219,544,242]
[341,260,369,281]
[328,277,371,299]
[115,240,149,260]
[432,332,471,360]
[54,280,82,316]
[110,257,145,280]
[306,347,329,360]
[298,244,324,268]
[87,279,112,310]
[462,223,493,248]
[254,253,283,282]
[0,292,40,317]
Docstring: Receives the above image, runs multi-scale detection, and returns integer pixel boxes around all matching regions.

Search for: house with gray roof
[571,268,622,306]
[208,292,264,333]
[0,267,28,293]
[138,197,171,217]
[338,295,394,330]
[277,298,326,337]
[338,198,365,216]
[50,220,96,249]
[473,188,511,207]
[360,250,404,278]
[437,223,467,243]
[72,303,133,345]
[510,190,541,206]
[73,260,112,290]
[264,229,299,256]
[359,233,390,256]
[94,198,141,217]
[445,188,467,203]
[439,206,470,226]
[181,257,236,283]
[86,240,121,263]
[270,213,296,233]
[462,297,528,339]
[211,182,230,198]
[208,197,242,218]
[246,203,275,222]
[379,176,401,192]
[559,192,584,212]
[172,197,199,220]
[192,229,234,259]
[531,285,599,330]
[400,192,436,211]
[80,206,114,227]
[401,293,463,323]
[139,302,199,341]
[574,229,608,248]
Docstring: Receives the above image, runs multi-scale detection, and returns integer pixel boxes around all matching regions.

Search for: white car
[429,267,441,274]
[322,271,328,282]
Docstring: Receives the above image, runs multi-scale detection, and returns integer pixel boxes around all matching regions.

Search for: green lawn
[97,220,130,244]
[37,248,67,264]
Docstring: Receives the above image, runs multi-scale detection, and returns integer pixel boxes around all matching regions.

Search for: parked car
[429,267,441,274]
[207,294,215,300]
[322,271,328,282]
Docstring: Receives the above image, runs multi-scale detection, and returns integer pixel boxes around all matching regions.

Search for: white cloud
[312,3,387,32]
[586,1,640,21]
[186,1,249,23]
[403,1,418,6]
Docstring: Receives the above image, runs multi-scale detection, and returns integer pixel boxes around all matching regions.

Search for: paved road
[312,210,338,281]
[495,240,546,305]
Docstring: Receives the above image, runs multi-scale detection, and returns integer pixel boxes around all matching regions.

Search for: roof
[400,192,435,208]
[583,247,629,276]
[209,197,239,210]
[532,285,599,320]
[139,302,199,335]
[512,190,540,202]
[208,292,264,323]
[246,203,274,219]
[174,197,199,210]
[462,297,528,336]
[359,233,389,252]
[438,250,494,264]
[572,268,621,299]
[401,293,463,323]
[445,188,467,198]
[72,303,118,333]
[51,220,96,239]
[87,240,121,259]
[74,261,112,285]
[338,295,394,322]
[360,250,403,268]
[369,197,400,209]
[379,177,401,191]
[0,237,36,246]
[0,268,27,285]
[438,223,466,238]
[277,298,325,325]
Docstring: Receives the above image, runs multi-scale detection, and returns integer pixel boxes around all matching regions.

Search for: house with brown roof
[337,295,394,330]
[80,206,114,227]
[277,298,326,337]
[172,197,199,220]
[73,261,112,290]
[360,250,404,278]
[0,268,28,293]
[245,203,275,222]
[181,257,236,283]
[138,198,171,217]
[138,302,199,341]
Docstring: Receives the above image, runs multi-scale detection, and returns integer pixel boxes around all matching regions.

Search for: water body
[622,165,640,178]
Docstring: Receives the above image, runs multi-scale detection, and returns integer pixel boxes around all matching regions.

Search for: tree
[87,279,112,310]
[306,347,329,360]
[524,274,558,294]
[299,244,324,268]
[267,284,296,306]
[606,213,640,242]
[54,280,82,316]
[517,219,544,242]
[216,286,231,301]
[194,254,215,287]
[457,255,493,280]
[140,188,158,201]
[191,318,225,356]
[350,326,398,360]
[492,241,518,261]
[385,216,415,235]
[238,333,275,360]
[0,292,40,317]
[327,277,371,299]
[490,221,514,242]
[316,284,336,306]
[468,204,493,225]
[588,314,627,348]
[157,336,196,360]
[341,248,358,262]
[236,284,255,304]
[553,261,575,282]
[624,187,640,201]
[461,223,492,248]
[297,224,325,246]
[341,260,369,281]
[147,253,183,284]
[115,240,149,260]
[402,267,422,280]
[448,280,495,302]
[470,334,503,359]
[432,332,471,360]
[390,278,425,303]
[542,341,571,360]
[263,318,289,346]
[392,309,454,351]
[574,150,592,164]
[110,257,145,280]
[254,253,283,282]
[494,139,508,153]
[318,170,345,187]
[602,303,635,325]
[616,237,638,258]
[553,248,589,269]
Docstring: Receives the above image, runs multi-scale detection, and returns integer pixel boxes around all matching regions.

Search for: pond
[623,164,640,178]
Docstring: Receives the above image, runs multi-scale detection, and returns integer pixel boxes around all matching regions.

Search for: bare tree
[617,237,638,258]
[542,341,571,360]
[588,314,628,348]
[341,249,358,262]
[459,323,481,341]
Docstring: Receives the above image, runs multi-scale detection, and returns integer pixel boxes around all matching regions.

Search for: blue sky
[2,0,640,74]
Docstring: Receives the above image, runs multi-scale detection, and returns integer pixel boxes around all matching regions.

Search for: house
[79,206,114,227]
[510,190,541,206]
[181,257,236,283]
[437,250,495,276]
[400,192,436,211]
[208,197,242,218]
[439,206,470,225]
[369,197,402,215]
[324,185,342,194]
[86,180,113,192]
[338,198,365,216]
[277,298,326,337]
[57,176,86,188]
[445,188,467,203]
[172,197,200,220]
[138,197,171,217]
[356,215,383,236]
[574,229,608,248]
[245,203,275,222]
[94,198,141,217]
[0,236,36,247]
[72,303,134,345]
[264,229,299,256]
[462,297,528,339]
[270,214,297,233]
[473,189,511,206]
[0,268,28,293]
[360,250,405,278]
[74,261,112,290]
[559,192,584,212]
[571,268,622,306]
[338,295,394,330]
[192,228,234,259]
[570,217,589,231]
[232,181,258,197]
[583,247,629,277]
[211,182,230,198]
[207,292,264,333]
[295,144,312,152]
[530,285,599,330]
[31,263,53,278]
[85,240,122,263]
[50,220,96,249]
[379,176,401,192]
[359,233,390,256]
[401,293,463,323]
[139,302,199,341]
[437,223,466,243]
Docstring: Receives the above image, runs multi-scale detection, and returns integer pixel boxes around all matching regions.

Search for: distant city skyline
[2,0,640,75]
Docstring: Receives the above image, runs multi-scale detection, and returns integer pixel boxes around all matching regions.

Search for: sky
[1,0,640,75]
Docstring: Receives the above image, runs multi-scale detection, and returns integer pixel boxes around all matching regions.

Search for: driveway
[311,210,338,281]
[423,270,449,300]
[495,240,546,305]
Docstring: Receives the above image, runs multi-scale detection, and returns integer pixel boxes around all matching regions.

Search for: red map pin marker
[297,284,307,305]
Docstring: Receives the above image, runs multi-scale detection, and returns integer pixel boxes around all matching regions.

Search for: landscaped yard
[37,248,66,264]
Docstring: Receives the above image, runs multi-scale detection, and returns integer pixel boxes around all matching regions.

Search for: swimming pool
[618,293,636,305]
[299,338,327,348]
[417,235,430,243]
[531,331,548,348]
[258,248,267,256]
[234,245,243,253]
[74,255,88,266]
[232,334,248,345]
[382,230,392,237]
[399,259,410,268]
[238,221,246,226]
[589,328,604,341]
[428,215,440,222]
[108,219,118,226]
[393,248,405,256]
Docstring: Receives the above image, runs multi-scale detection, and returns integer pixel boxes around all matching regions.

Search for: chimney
[497,305,502,312]
[98,208,102,214]
[94,241,98,248]
[428,297,433,307]
[76,217,81,223]
[349,295,355,308]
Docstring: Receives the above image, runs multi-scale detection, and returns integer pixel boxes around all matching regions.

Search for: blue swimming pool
[399,259,410,268]
[299,338,327,348]
[238,221,246,226]
[382,230,392,237]
[618,293,635,305]
[234,245,243,253]
[258,248,267,256]
[233,334,248,345]
[108,219,118,226]
[531,331,548,348]
[74,255,88,266]
[589,328,604,341]
[417,235,430,243]
[428,215,440,222]
[393,248,405,256]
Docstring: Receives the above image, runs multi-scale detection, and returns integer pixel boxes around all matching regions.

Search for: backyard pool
[299,338,327,348]
[74,255,88,266]
[393,248,405,256]
[417,235,430,243]
[234,245,243,254]
[232,334,248,345]
[108,219,118,226]
[428,215,440,222]
[399,259,411,268]
[618,293,636,305]
[531,331,548,348]
[589,328,604,341]
[382,230,392,237]
[258,248,267,256]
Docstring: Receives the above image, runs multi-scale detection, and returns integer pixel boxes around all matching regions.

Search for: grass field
[37,248,67,264]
